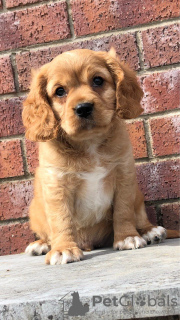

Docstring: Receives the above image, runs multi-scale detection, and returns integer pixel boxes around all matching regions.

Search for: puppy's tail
[166,229,180,239]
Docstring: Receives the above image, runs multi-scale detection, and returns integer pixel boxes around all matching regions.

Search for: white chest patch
[75,166,113,228]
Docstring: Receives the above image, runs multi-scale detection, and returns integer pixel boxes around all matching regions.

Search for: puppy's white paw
[45,248,83,265]
[114,236,146,250]
[25,241,49,256]
[142,226,166,244]
[49,251,63,265]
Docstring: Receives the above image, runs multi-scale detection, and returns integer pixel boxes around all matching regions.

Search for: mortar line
[125,108,180,124]
[20,138,30,176]
[144,110,180,120]
[0,0,64,12]
[143,119,153,159]
[0,134,25,141]
[0,17,179,56]
[145,199,180,206]
[0,92,27,100]
[0,175,34,184]
[131,108,180,122]
[135,154,180,164]
[135,31,145,71]
[10,53,20,93]
[66,0,75,40]
[1,0,6,11]
[0,217,29,226]
[137,63,180,75]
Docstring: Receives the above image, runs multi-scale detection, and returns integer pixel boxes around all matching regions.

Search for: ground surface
[0,239,179,319]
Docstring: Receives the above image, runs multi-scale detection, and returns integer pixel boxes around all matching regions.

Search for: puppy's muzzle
[75,102,94,118]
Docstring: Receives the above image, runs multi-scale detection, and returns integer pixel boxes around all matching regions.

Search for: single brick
[0,2,70,52]
[16,33,139,91]
[0,140,24,178]
[142,24,179,69]
[0,180,33,220]
[141,69,180,114]
[161,202,180,230]
[25,140,39,174]
[0,56,15,94]
[6,0,46,9]
[0,222,35,255]
[71,0,180,36]
[126,120,147,159]
[0,97,25,138]
[136,160,180,201]
[145,205,157,226]
[149,115,180,157]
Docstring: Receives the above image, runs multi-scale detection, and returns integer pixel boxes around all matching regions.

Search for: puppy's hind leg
[113,179,146,251]
[135,187,166,245]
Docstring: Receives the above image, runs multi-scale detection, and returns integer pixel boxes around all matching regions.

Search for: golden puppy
[23,48,179,265]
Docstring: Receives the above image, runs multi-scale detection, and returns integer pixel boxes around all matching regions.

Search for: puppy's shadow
[82,248,118,261]
[156,240,180,247]
[82,239,180,261]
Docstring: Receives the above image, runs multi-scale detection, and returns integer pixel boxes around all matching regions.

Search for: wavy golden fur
[23,49,179,265]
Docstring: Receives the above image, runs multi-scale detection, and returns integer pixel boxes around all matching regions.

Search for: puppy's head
[22,49,143,141]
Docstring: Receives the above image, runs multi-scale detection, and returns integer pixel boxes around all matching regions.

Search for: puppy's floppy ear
[105,49,143,119]
[22,66,59,141]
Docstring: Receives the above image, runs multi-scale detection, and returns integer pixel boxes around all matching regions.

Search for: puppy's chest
[74,160,114,228]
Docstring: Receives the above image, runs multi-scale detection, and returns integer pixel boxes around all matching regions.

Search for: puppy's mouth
[78,117,96,130]
[60,114,98,139]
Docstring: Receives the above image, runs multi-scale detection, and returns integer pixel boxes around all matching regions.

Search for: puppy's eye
[56,87,66,97]
[93,76,104,87]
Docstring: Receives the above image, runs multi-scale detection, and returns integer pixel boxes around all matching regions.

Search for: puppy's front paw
[25,240,50,255]
[45,247,83,265]
[142,226,166,244]
[114,236,146,250]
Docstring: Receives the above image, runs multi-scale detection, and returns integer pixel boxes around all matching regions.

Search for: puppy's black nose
[75,103,93,118]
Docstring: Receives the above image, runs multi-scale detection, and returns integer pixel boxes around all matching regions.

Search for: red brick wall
[0,0,179,255]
